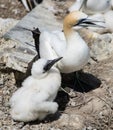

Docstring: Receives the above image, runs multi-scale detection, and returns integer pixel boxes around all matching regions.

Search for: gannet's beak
[75,18,105,28]
[44,57,63,72]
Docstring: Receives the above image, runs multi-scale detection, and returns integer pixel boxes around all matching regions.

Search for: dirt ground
[0,0,27,19]
[0,0,113,130]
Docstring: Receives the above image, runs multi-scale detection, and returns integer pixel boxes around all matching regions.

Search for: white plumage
[40,31,89,73]
[39,11,104,73]
[68,0,111,14]
[10,58,62,122]
[68,0,84,12]
[84,0,111,14]
[68,1,113,33]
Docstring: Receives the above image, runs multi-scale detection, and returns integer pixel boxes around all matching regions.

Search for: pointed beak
[76,18,105,28]
[44,57,63,72]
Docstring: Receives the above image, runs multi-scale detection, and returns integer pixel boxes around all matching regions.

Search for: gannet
[39,11,104,73]
[69,0,84,12]
[10,57,62,122]
[83,0,111,14]
[69,0,111,14]
[21,11,104,90]
[20,0,43,11]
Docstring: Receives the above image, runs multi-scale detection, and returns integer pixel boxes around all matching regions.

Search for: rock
[58,113,85,130]
[90,33,113,62]
[3,5,62,48]
[0,38,35,73]
[104,10,113,33]
[1,4,62,73]
[78,28,113,63]
[0,18,18,36]
[0,73,4,88]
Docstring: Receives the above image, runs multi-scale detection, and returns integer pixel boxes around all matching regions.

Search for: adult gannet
[39,11,104,73]
[10,57,62,122]
[22,11,104,90]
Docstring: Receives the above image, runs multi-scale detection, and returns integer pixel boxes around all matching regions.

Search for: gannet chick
[39,11,104,73]
[10,57,62,122]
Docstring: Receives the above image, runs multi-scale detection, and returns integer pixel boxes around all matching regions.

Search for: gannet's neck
[63,11,87,39]
[63,26,83,46]
[64,27,76,41]
[63,24,73,39]
[60,23,89,73]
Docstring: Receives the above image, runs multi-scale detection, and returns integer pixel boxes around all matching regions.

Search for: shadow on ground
[61,70,101,93]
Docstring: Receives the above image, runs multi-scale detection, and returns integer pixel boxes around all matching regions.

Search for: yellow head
[63,11,87,36]
[63,11,105,37]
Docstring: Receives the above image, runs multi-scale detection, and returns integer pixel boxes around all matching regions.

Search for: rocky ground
[0,0,27,19]
[0,0,113,130]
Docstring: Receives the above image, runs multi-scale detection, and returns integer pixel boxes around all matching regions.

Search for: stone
[58,113,85,129]
[0,18,18,36]
[1,3,62,73]
[90,33,113,62]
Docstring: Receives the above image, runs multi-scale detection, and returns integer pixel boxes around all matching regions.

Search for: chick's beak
[75,18,105,28]
[44,57,63,72]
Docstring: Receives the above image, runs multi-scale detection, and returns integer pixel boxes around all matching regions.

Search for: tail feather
[20,27,41,57]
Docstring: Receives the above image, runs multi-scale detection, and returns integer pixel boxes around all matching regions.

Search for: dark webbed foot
[73,70,101,93]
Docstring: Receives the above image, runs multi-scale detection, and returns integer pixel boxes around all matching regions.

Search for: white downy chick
[10,57,62,122]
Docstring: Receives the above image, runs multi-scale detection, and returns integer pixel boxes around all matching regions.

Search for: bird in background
[68,0,112,14]
[84,0,113,33]
[68,0,113,33]
[20,0,113,13]
[68,0,85,12]
[10,57,62,122]
[83,0,112,14]
[20,0,43,11]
